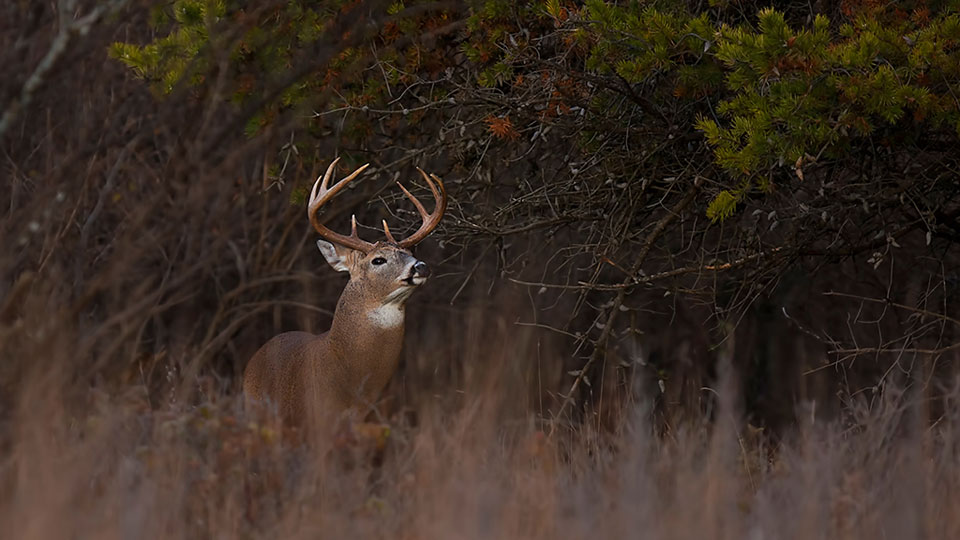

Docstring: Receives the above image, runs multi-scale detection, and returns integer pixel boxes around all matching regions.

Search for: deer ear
[317,240,353,272]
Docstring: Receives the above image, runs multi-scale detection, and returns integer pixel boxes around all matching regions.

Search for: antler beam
[307,157,376,253]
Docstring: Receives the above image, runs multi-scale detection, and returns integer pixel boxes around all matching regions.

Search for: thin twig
[0,0,131,138]
[510,246,783,291]
[823,291,960,328]
[550,175,705,434]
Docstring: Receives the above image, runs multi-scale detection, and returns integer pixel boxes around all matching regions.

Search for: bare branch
[0,0,130,139]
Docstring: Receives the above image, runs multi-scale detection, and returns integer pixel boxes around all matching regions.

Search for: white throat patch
[367,304,405,328]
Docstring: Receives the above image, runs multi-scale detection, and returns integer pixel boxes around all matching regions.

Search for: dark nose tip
[413,261,430,277]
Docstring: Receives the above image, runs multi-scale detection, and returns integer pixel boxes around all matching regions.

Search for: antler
[307,158,376,253]
[308,160,447,251]
[390,167,448,248]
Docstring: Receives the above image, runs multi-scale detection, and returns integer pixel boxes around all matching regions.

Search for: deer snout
[413,261,430,278]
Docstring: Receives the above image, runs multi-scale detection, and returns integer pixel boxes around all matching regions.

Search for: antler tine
[419,167,443,201]
[312,161,370,205]
[307,160,376,253]
[308,157,345,207]
[382,220,397,244]
[396,167,448,248]
[395,181,429,220]
[320,157,339,191]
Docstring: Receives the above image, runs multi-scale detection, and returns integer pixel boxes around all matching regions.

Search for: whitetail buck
[243,158,446,425]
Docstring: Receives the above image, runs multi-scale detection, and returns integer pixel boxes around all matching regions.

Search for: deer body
[242,294,405,420]
[243,159,445,425]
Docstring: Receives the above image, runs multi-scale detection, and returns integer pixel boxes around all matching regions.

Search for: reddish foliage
[486,115,520,140]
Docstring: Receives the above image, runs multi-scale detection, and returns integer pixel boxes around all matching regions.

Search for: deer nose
[413,261,430,277]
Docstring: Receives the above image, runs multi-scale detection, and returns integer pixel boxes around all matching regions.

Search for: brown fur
[243,242,424,425]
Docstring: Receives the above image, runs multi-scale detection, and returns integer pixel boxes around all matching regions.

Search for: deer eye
[371,257,387,266]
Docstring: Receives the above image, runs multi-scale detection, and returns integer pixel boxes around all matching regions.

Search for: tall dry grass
[4,334,960,539]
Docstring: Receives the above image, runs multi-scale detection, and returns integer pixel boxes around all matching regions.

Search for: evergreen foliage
[110,0,960,222]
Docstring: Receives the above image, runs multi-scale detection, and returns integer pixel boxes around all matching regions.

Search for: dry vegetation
[4,1,960,538]
[7,349,960,539]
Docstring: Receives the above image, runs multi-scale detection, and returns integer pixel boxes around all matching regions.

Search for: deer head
[307,158,447,324]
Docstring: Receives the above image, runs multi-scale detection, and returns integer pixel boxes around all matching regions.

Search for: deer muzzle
[400,260,430,287]
[413,261,430,278]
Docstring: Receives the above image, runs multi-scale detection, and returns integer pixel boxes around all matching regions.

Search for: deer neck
[325,281,407,399]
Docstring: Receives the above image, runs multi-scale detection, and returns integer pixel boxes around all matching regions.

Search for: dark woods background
[4,0,960,440]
